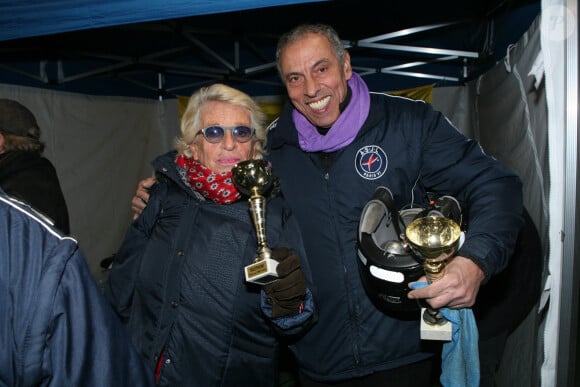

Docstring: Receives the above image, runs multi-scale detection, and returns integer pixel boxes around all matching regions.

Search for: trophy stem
[248,187,271,262]
[405,216,461,338]
[422,260,448,327]
[423,259,446,283]
[422,307,448,326]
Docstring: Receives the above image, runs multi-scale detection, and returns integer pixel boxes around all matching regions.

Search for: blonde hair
[174,83,267,158]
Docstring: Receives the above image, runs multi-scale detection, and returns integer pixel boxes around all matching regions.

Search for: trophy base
[245,258,278,285]
[419,307,452,341]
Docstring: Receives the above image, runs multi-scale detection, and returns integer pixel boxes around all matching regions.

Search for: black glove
[264,247,307,318]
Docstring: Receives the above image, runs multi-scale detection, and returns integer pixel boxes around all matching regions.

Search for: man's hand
[407,256,485,309]
[264,247,307,318]
[131,177,156,220]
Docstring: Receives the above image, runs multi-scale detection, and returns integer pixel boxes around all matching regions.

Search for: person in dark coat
[0,98,70,234]
[0,187,153,386]
[264,24,522,386]
[106,83,316,387]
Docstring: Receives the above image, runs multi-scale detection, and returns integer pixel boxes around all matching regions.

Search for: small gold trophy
[232,159,278,285]
[406,216,461,340]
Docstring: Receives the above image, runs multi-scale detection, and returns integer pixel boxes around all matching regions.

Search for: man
[133,24,523,386]
[0,98,70,234]
[0,187,153,386]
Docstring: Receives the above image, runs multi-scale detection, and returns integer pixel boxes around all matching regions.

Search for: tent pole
[556,0,579,385]
[158,73,164,101]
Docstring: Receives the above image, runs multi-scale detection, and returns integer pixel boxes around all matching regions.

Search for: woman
[106,84,315,386]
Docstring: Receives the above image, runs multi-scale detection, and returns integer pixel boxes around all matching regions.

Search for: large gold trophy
[406,216,462,340]
[232,159,278,285]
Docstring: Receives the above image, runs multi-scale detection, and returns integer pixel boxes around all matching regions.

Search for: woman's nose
[222,130,236,149]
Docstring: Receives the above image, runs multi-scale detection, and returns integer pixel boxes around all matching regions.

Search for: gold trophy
[232,159,278,285]
[406,216,462,340]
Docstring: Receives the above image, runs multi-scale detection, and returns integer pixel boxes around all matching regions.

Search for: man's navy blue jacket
[267,92,524,382]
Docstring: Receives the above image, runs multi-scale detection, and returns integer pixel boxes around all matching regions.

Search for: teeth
[308,96,330,110]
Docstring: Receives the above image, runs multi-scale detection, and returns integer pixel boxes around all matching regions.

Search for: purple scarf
[293,72,370,152]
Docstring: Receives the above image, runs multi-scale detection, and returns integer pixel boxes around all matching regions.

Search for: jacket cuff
[261,288,314,331]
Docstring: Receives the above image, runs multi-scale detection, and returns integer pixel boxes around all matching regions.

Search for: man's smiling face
[279,32,352,129]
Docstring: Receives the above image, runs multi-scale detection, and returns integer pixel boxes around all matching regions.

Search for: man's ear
[0,133,5,153]
[343,50,353,80]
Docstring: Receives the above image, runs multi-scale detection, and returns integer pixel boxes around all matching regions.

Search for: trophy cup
[232,159,278,285]
[405,216,462,340]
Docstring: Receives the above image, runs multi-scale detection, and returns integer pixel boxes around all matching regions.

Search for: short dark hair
[275,23,346,77]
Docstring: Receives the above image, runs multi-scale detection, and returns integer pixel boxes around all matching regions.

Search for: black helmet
[357,186,462,316]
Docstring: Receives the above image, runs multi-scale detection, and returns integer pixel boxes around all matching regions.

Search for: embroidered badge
[355,145,388,180]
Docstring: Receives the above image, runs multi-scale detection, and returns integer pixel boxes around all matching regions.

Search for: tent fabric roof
[0,0,328,42]
[0,0,540,98]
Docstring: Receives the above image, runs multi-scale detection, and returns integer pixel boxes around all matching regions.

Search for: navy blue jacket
[0,189,153,387]
[267,92,523,381]
[106,151,315,387]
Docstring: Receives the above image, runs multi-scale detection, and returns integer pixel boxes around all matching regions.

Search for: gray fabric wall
[433,15,545,387]
[0,84,181,280]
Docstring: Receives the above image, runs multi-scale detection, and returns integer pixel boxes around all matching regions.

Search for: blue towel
[411,282,480,387]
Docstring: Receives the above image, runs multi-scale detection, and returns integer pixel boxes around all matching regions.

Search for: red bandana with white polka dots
[175,155,241,204]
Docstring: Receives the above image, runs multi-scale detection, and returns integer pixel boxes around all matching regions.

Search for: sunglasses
[199,125,255,143]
